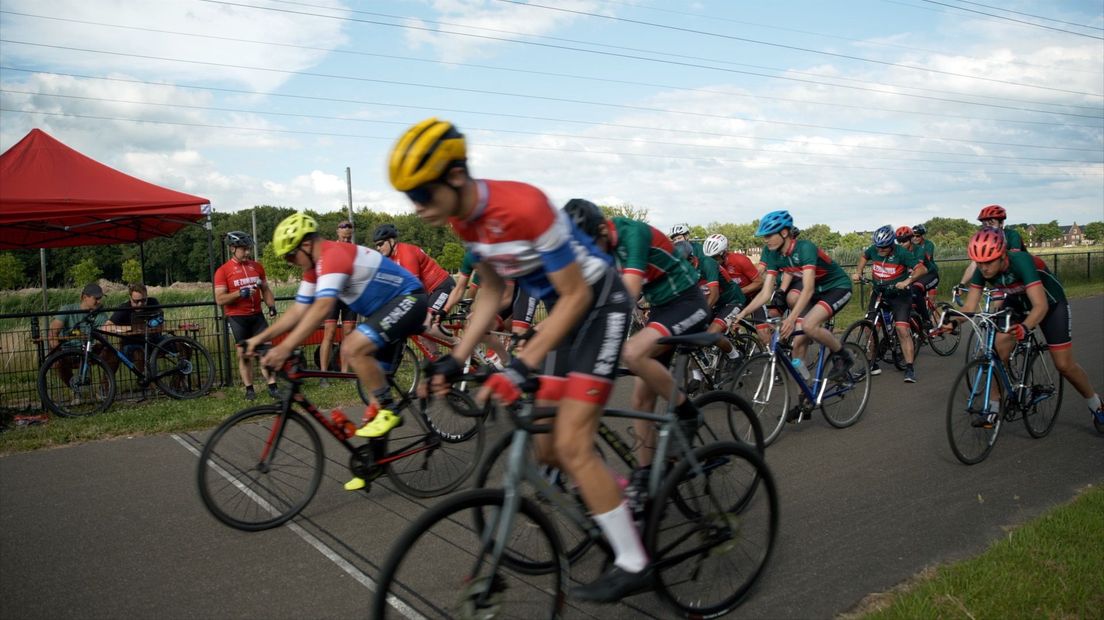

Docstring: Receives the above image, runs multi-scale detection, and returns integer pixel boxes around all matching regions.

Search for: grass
[852,485,1104,620]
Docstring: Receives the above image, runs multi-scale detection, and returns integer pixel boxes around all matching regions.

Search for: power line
[917,0,1103,38]
[4,39,1100,154]
[490,0,1104,92]
[945,0,1102,30]
[2,10,1098,126]
[193,1,1103,113]
[6,107,1100,177]
[8,89,1096,168]
[11,67,1095,164]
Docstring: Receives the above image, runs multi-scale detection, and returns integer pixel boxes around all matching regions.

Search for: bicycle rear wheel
[384,396,485,498]
[37,349,116,417]
[821,342,871,429]
[946,360,1004,465]
[728,353,789,447]
[358,345,421,404]
[692,390,765,456]
[842,319,878,364]
[926,312,960,356]
[150,336,214,399]
[197,406,323,531]
[371,488,566,620]
[1021,347,1064,439]
[646,441,777,618]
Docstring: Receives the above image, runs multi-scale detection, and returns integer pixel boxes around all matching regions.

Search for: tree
[0,253,24,289]
[69,257,101,287]
[259,243,298,283]
[1031,220,1062,245]
[437,242,466,273]
[122,258,143,284]
[1081,221,1104,242]
[599,202,649,222]
[800,223,841,251]
[836,232,869,252]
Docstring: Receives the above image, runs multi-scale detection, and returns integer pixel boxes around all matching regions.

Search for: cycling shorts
[357,292,429,372]
[868,287,912,327]
[326,300,358,324]
[786,281,852,319]
[712,301,740,330]
[227,313,268,343]
[511,288,539,330]
[911,272,939,293]
[646,285,710,367]
[427,277,456,316]
[1008,298,1072,351]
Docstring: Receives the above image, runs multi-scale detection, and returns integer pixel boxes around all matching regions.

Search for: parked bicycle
[730,317,870,447]
[37,309,214,417]
[371,332,778,619]
[843,277,958,373]
[196,347,487,531]
[939,303,1064,465]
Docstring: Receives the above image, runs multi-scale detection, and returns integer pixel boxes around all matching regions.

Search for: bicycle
[730,317,870,447]
[371,332,778,619]
[37,309,214,417]
[843,278,957,373]
[196,348,487,531]
[940,304,1065,465]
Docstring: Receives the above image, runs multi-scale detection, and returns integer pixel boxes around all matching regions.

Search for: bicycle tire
[149,336,214,399]
[821,342,871,429]
[728,353,789,447]
[691,390,765,456]
[716,333,763,387]
[842,319,879,365]
[645,441,778,618]
[946,359,1004,465]
[384,396,485,499]
[473,431,597,573]
[1021,346,1063,439]
[37,348,116,417]
[197,406,323,531]
[371,488,567,620]
[357,344,421,405]
[926,312,960,357]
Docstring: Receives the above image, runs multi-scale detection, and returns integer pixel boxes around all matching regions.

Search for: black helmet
[226,231,252,248]
[562,198,605,239]
[912,223,927,236]
[373,223,399,243]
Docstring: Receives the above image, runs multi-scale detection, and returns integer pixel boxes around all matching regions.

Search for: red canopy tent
[0,128,211,249]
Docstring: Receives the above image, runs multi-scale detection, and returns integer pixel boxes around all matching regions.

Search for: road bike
[940,303,1065,465]
[371,332,778,619]
[729,317,870,447]
[680,317,764,398]
[37,309,214,417]
[196,348,487,531]
[842,278,958,373]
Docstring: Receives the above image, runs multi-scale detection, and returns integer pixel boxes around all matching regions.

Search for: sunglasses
[338,223,353,229]
[131,298,146,305]
[283,248,300,263]
[375,240,389,249]
[404,184,435,205]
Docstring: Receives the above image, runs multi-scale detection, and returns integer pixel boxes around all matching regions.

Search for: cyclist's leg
[804,288,854,374]
[1039,301,1099,409]
[339,308,357,373]
[319,318,338,372]
[422,278,456,343]
[891,293,916,366]
[352,294,429,436]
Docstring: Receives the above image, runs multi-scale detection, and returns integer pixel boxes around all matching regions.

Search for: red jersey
[215,258,266,316]
[389,242,450,292]
[721,253,759,288]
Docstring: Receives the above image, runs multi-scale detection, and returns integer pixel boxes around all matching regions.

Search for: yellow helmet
[272,212,318,257]
[388,117,466,191]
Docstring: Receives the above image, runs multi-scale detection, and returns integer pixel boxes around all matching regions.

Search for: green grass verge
[853,485,1104,619]
[0,379,364,454]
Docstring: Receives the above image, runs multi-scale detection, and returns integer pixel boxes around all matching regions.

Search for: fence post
[1087,251,1091,281]
[1053,252,1059,280]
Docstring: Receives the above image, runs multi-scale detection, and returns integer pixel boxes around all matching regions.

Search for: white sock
[692,368,704,382]
[1088,394,1102,411]
[727,347,740,359]
[592,502,648,572]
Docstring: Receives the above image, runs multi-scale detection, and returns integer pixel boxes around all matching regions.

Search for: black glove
[425,355,464,384]
[239,287,252,299]
[267,305,278,318]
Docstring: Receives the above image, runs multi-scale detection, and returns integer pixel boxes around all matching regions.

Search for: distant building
[1021,222,1090,248]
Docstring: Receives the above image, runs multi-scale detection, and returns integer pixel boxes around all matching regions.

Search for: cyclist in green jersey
[676,238,746,365]
[733,210,855,384]
[950,227,1102,428]
[902,223,939,327]
[959,205,1046,287]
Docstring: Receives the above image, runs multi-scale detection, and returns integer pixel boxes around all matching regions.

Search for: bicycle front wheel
[197,406,323,531]
[372,488,566,620]
[37,349,116,417]
[842,319,878,365]
[384,394,485,498]
[821,342,871,429]
[729,353,789,447]
[692,390,765,456]
[946,359,1004,465]
[150,336,214,399]
[926,316,960,357]
[646,441,778,618]
[1021,347,1064,439]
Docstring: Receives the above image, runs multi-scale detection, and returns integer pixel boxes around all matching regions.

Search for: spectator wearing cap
[215,231,279,400]
[318,219,359,380]
[48,283,106,351]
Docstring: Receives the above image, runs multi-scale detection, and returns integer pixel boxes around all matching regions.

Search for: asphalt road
[2,296,1102,619]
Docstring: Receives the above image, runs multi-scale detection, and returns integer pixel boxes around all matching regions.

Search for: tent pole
[40,248,48,312]
[139,240,147,284]
[206,211,232,388]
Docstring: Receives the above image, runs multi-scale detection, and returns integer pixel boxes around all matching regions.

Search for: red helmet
[977,205,1007,222]
[895,226,913,241]
[968,226,1007,262]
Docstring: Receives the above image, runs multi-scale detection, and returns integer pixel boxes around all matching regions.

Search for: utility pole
[251,208,259,256]
[346,166,355,244]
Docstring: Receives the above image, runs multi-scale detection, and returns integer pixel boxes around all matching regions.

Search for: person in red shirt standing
[373,223,457,340]
[214,231,279,400]
[318,219,359,379]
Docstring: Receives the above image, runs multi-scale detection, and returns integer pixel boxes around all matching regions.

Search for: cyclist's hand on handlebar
[239,337,262,357]
[260,344,292,371]
[851,273,860,283]
[421,355,464,398]
[1006,322,1028,341]
[480,358,540,406]
[779,316,797,339]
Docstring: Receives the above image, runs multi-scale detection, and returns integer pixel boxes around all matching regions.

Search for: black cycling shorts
[327,300,357,324]
[1007,297,1072,351]
[868,287,913,326]
[787,280,852,319]
[646,285,710,367]
[512,288,539,330]
[427,277,456,316]
[357,292,429,372]
[911,272,939,293]
[711,301,740,329]
[227,313,268,343]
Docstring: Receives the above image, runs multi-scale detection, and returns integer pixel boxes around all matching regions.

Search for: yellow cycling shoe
[354,409,402,438]
[344,476,367,492]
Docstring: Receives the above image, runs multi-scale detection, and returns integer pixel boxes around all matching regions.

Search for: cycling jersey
[719,252,760,290]
[862,244,919,286]
[910,239,938,275]
[969,250,1066,309]
[295,240,424,318]
[760,238,851,293]
[692,252,745,307]
[388,241,450,292]
[214,258,267,316]
[450,180,609,303]
[610,217,699,306]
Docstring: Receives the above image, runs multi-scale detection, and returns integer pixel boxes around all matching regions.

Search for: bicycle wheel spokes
[197,406,323,530]
[38,350,116,417]
[646,442,777,617]
[384,397,484,498]
[821,342,871,429]
[372,489,566,620]
[151,336,214,399]
[729,354,789,447]
[692,390,765,456]
[1021,349,1064,439]
[946,360,1003,465]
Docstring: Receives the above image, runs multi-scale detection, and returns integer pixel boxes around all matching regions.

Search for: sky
[1,0,1102,234]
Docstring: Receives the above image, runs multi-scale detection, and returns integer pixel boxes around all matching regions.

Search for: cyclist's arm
[960,261,977,286]
[213,285,240,306]
[1020,283,1048,332]
[268,298,335,353]
[247,301,310,346]
[854,255,868,280]
[704,282,719,307]
[734,271,775,320]
[621,272,644,302]
[515,262,591,370]
[449,264,507,362]
[257,279,276,310]
[898,263,927,288]
[441,273,470,314]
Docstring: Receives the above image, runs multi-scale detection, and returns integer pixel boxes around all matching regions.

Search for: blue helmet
[755,210,793,237]
[872,225,895,248]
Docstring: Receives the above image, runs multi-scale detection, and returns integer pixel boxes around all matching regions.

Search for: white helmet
[669,223,690,238]
[703,233,728,257]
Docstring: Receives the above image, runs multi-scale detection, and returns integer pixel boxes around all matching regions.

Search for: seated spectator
[104,282,163,365]
[47,283,110,385]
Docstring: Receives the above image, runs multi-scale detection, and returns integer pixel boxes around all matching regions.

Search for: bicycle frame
[761,323,835,407]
